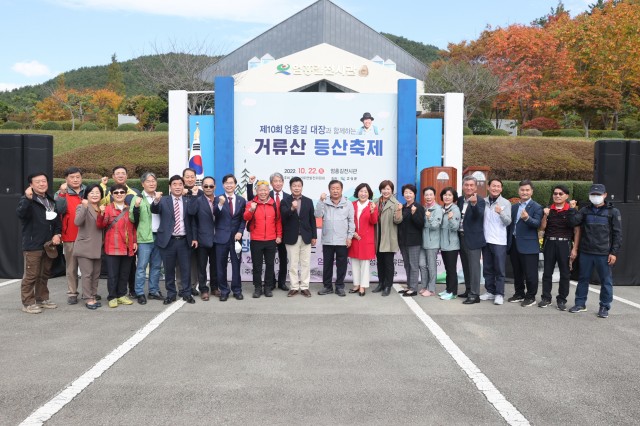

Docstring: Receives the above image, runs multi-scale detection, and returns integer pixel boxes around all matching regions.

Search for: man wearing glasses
[539,185,580,311]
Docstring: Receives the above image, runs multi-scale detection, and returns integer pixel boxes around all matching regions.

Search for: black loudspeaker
[594,139,626,203]
[0,195,24,278]
[626,140,640,203]
[22,134,54,195]
[0,134,24,195]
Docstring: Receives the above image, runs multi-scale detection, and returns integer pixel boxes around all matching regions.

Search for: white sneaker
[494,295,504,305]
[479,292,495,301]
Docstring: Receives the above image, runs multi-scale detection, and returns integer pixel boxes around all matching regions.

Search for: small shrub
[79,122,99,131]
[117,123,139,131]
[522,117,560,131]
[542,129,561,137]
[61,121,77,131]
[490,128,510,136]
[599,130,624,138]
[1,120,22,129]
[559,129,583,137]
[468,117,494,135]
[589,130,603,138]
[620,118,640,138]
[463,126,473,135]
[154,122,168,131]
[41,121,63,130]
[523,129,543,137]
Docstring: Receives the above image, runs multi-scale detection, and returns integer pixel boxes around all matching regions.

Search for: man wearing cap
[17,172,62,314]
[539,184,580,311]
[357,112,379,136]
[568,184,622,318]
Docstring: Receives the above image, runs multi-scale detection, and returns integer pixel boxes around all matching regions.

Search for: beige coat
[73,205,103,259]
[374,195,402,253]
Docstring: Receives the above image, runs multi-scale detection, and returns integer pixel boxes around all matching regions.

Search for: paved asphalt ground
[2,276,640,425]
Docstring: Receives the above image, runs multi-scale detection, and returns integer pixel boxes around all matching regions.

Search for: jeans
[575,253,613,310]
[482,243,507,296]
[135,240,162,296]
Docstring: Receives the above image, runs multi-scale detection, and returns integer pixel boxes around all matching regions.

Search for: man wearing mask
[17,172,62,314]
[568,184,622,318]
[507,180,543,307]
[55,167,86,305]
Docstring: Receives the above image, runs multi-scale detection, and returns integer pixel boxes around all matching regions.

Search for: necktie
[275,192,280,210]
[228,197,233,216]
[173,198,182,235]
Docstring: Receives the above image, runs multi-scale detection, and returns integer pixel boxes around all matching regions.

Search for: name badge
[46,211,57,221]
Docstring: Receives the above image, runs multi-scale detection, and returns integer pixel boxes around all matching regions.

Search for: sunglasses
[203,185,215,189]
[552,192,565,196]
[112,190,126,195]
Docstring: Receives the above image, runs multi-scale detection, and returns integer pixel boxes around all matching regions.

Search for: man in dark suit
[150,175,197,305]
[179,167,203,297]
[457,175,486,304]
[507,179,543,307]
[214,174,247,301]
[188,176,218,301]
[247,172,290,291]
[280,177,317,298]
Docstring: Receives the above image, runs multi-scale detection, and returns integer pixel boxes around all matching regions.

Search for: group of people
[17,167,622,319]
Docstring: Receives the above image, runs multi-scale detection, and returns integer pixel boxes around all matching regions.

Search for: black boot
[252,286,263,298]
[372,282,384,293]
[263,285,273,297]
[381,285,391,296]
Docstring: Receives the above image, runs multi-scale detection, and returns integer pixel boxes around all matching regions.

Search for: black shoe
[462,296,480,304]
[372,283,384,293]
[381,286,391,297]
[557,301,567,311]
[348,287,360,294]
[264,287,273,297]
[129,292,137,299]
[219,294,229,302]
[402,290,417,297]
[538,299,551,308]
[191,288,200,296]
[278,284,290,291]
[137,295,147,305]
[336,288,346,297]
[253,288,262,298]
[318,287,334,295]
[95,294,102,301]
[234,293,244,300]
[508,295,525,303]
[459,292,469,299]
[597,306,609,318]
[148,292,164,300]
[163,296,176,305]
[182,295,196,304]
[521,298,536,307]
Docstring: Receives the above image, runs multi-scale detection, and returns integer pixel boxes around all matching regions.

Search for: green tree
[107,53,126,96]
[120,95,167,130]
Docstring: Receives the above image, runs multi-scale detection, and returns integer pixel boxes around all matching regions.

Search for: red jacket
[243,197,282,241]
[97,203,137,256]
[57,189,84,242]
[348,200,378,260]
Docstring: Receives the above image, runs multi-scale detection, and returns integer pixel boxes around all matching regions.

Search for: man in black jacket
[16,172,62,314]
[568,184,622,318]
[280,177,317,297]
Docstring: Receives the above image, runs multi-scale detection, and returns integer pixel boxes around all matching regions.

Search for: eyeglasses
[202,185,215,189]
[552,192,565,196]
[112,190,126,195]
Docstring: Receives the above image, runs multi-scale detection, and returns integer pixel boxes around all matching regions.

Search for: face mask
[589,195,604,205]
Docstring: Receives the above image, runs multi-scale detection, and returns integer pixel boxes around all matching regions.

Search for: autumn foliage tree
[556,86,621,137]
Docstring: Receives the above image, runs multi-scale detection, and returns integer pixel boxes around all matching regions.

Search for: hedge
[501,180,592,206]
[53,178,170,195]
[2,121,22,129]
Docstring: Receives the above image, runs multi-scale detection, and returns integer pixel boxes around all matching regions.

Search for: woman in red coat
[348,183,378,296]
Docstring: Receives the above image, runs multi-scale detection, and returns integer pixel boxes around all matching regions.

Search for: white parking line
[19,300,185,426]
[569,281,640,309]
[395,285,530,426]
[0,279,20,288]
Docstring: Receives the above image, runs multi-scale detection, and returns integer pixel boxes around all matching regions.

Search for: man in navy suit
[247,173,290,291]
[214,174,247,301]
[280,177,317,297]
[457,175,486,304]
[150,175,197,304]
[507,179,543,307]
[188,176,218,301]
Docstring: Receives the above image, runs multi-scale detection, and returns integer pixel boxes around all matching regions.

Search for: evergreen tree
[107,54,126,96]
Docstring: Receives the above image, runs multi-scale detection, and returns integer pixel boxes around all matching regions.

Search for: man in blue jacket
[507,180,543,307]
[457,176,486,304]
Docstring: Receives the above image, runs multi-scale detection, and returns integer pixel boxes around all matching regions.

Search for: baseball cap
[589,184,606,195]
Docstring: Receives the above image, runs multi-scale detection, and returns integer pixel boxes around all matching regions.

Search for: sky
[0,0,592,92]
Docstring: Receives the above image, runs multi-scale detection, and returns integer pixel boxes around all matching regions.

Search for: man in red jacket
[55,167,86,305]
[244,180,282,298]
